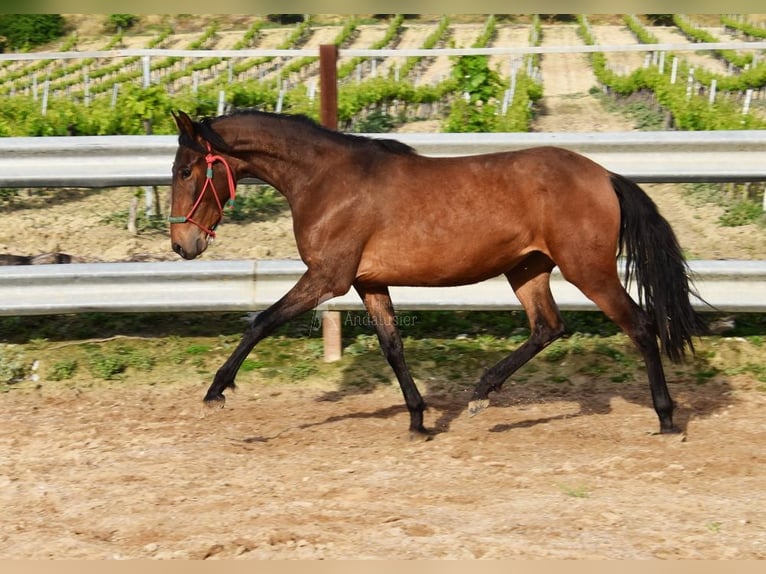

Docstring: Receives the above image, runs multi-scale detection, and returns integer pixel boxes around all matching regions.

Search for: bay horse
[169,109,705,439]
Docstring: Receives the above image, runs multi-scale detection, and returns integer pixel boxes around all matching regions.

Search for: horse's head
[169,110,237,260]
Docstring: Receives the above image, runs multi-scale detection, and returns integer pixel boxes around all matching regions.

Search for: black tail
[610,173,707,362]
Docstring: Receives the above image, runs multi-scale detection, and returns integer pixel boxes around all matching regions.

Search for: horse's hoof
[203,394,226,409]
[657,425,686,440]
[409,427,435,442]
[468,399,489,417]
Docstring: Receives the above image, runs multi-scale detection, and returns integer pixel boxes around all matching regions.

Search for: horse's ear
[172,110,209,151]
[172,110,196,138]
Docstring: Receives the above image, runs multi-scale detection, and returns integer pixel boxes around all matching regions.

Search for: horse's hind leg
[560,266,677,433]
[354,283,429,439]
[469,253,565,415]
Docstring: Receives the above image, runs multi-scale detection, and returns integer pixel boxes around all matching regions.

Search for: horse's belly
[354,237,532,287]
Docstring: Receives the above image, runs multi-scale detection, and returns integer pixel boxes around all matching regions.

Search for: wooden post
[319,44,343,362]
[319,44,338,130]
[322,311,343,363]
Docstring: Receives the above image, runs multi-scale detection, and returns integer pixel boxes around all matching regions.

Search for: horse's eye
[180,167,192,180]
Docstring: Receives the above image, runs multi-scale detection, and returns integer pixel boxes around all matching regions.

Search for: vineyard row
[0,15,764,135]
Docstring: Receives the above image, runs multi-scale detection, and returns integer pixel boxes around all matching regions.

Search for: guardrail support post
[319,44,343,361]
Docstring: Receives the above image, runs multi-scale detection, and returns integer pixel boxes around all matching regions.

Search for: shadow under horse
[168,109,706,439]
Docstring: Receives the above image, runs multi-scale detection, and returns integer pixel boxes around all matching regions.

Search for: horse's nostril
[173,243,199,260]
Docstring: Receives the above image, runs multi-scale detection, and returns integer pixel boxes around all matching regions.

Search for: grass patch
[0,187,19,202]
[240,358,266,372]
[558,483,590,499]
[718,200,765,227]
[47,358,78,381]
[1,310,765,399]
[724,362,766,383]
[593,89,667,130]
[84,343,155,380]
[87,353,128,380]
[0,344,28,385]
[185,343,212,355]
[706,521,723,533]
[289,361,319,380]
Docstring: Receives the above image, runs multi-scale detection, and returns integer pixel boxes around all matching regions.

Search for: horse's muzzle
[172,236,208,260]
[172,242,193,260]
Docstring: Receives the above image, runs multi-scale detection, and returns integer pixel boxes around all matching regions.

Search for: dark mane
[189,109,417,156]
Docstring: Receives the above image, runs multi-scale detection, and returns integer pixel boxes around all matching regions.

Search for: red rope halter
[168,143,236,238]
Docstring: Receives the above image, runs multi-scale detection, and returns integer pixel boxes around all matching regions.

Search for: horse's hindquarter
[354,147,618,287]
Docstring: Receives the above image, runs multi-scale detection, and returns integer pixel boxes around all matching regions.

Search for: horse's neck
[228,117,344,204]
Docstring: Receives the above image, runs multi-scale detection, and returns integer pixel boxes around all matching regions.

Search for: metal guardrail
[0,131,763,361]
[1,130,766,188]
[1,259,764,317]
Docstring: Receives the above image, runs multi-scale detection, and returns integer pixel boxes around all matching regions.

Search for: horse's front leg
[354,283,430,440]
[203,269,345,407]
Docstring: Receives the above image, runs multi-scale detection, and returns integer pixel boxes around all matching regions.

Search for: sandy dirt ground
[1,23,765,560]
[1,372,765,559]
